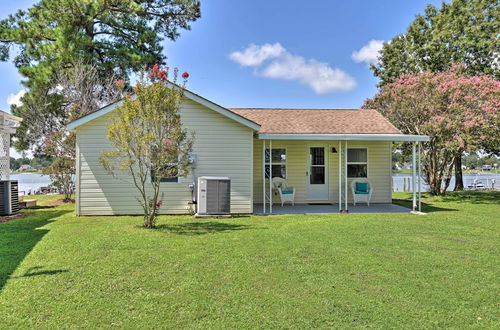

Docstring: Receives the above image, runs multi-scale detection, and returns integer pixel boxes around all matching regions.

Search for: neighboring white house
[67,88,428,216]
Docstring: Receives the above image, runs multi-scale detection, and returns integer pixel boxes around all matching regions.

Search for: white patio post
[338,141,342,212]
[418,142,422,212]
[262,140,266,214]
[269,139,272,214]
[345,140,348,211]
[412,142,417,211]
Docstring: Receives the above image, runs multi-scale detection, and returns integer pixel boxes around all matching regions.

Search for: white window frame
[265,147,287,179]
[347,148,368,178]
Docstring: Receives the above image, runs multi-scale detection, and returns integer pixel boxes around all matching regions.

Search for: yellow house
[67,88,428,216]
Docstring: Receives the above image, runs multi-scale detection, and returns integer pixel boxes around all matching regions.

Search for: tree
[364,67,500,195]
[100,65,194,228]
[0,0,200,151]
[43,130,76,201]
[371,0,499,189]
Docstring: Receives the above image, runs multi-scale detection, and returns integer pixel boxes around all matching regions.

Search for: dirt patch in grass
[0,212,35,223]
[46,199,75,206]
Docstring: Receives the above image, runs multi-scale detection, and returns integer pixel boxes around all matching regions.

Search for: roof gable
[67,85,260,130]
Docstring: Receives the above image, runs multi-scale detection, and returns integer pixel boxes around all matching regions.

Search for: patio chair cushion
[355,182,368,193]
[281,188,294,194]
[355,190,370,195]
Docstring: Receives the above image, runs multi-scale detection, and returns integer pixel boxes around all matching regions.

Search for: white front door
[306,145,329,201]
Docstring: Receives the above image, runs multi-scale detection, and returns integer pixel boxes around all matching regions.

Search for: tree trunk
[453,153,464,191]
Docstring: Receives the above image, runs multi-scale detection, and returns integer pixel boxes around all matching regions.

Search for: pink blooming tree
[100,65,194,228]
[364,65,499,195]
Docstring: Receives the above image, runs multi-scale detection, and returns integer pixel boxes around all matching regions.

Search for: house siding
[253,139,392,204]
[76,99,254,215]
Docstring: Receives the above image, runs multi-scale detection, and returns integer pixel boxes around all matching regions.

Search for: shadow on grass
[392,199,458,213]
[155,221,255,235]
[0,209,71,292]
[9,266,69,278]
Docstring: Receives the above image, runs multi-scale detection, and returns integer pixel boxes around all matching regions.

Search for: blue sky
[1,0,444,115]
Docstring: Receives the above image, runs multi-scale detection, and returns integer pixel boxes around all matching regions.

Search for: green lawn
[1,192,499,328]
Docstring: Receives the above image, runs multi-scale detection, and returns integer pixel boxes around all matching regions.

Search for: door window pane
[310,166,325,184]
[310,147,324,165]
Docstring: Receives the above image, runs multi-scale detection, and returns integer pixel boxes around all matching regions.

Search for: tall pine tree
[0,0,200,151]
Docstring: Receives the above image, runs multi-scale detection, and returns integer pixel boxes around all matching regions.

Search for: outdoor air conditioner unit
[197,176,231,215]
[0,180,19,216]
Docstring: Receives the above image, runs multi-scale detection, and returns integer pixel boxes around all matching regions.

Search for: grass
[1,192,499,328]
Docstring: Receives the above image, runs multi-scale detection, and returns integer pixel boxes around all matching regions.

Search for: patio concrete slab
[253,203,410,215]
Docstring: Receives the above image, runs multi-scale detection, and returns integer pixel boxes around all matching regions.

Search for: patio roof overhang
[258,133,429,142]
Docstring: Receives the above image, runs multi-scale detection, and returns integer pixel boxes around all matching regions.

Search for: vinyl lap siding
[76,99,253,215]
[253,140,392,204]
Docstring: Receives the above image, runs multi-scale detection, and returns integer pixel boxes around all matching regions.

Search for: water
[10,173,52,195]
[392,172,499,192]
[10,172,499,195]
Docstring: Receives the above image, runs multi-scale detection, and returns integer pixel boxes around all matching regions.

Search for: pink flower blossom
[182,72,189,79]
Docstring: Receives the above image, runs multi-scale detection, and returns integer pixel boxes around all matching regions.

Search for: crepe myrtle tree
[364,65,499,195]
[100,65,194,228]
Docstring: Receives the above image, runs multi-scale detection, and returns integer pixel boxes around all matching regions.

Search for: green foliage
[100,66,194,228]
[372,0,499,86]
[42,131,76,201]
[10,156,52,171]
[0,0,200,151]
[0,192,499,328]
[364,66,500,195]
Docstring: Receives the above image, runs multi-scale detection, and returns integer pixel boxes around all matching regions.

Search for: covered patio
[230,108,430,216]
[254,203,410,215]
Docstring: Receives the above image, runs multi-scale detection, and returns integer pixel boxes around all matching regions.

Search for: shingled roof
[228,108,401,134]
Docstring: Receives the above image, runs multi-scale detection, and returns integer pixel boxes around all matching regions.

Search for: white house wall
[76,99,254,215]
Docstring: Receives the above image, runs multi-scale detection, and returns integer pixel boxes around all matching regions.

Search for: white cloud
[352,40,384,65]
[230,43,356,94]
[229,43,286,67]
[7,90,26,107]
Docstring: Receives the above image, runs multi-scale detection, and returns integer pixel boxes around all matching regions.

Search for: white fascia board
[258,133,430,142]
[66,85,260,131]
[67,100,123,130]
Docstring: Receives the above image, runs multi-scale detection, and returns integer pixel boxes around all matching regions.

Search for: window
[151,164,178,183]
[309,147,325,184]
[347,148,367,178]
[265,148,286,178]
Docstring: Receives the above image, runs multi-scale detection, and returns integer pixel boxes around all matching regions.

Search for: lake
[9,172,500,195]
[10,173,53,195]
[392,172,499,192]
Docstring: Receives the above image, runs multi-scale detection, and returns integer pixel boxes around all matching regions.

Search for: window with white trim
[347,148,367,178]
[265,148,286,179]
